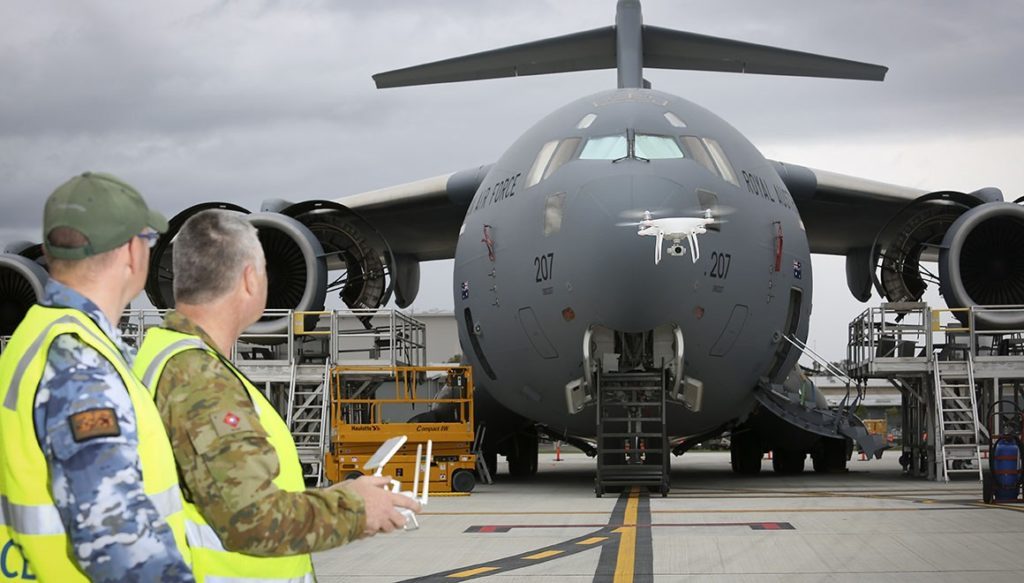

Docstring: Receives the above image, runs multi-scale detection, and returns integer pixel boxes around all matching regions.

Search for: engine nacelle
[866,191,1024,328]
[940,202,1024,329]
[0,252,48,336]
[279,200,408,309]
[146,202,328,335]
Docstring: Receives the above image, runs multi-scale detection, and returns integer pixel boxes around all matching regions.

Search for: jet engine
[145,200,398,336]
[939,202,1024,329]
[275,200,398,311]
[0,244,48,336]
[871,192,1024,329]
[145,202,329,335]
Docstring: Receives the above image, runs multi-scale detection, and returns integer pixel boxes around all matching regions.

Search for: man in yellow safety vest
[134,209,420,582]
[0,172,193,581]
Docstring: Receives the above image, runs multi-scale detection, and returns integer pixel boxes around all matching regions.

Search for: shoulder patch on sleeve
[210,410,256,438]
[68,408,122,442]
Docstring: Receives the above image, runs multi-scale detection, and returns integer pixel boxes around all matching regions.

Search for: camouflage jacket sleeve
[156,350,366,556]
[34,335,194,583]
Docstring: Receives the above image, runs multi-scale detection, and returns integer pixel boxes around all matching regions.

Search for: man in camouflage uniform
[0,172,193,581]
[136,210,418,581]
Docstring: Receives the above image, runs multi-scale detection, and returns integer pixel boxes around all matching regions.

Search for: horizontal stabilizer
[374,27,616,89]
[374,24,886,89]
[643,26,887,81]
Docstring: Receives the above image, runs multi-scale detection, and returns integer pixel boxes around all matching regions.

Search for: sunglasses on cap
[137,230,160,249]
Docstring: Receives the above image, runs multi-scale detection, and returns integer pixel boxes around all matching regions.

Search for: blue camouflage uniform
[31,279,193,582]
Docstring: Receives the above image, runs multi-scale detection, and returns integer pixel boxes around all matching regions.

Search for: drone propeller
[685,205,736,219]
[617,205,735,227]
[616,207,673,226]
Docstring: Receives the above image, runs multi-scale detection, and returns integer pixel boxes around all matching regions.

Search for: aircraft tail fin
[373,21,886,89]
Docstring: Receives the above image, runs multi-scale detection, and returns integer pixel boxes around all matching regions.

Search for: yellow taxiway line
[614,487,639,583]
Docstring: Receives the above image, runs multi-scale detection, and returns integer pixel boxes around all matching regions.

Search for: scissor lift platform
[325,365,478,493]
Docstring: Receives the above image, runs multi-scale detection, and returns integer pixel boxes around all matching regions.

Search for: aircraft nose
[569,173,703,332]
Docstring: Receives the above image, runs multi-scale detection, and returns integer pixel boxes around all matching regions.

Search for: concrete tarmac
[313,452,1024,582]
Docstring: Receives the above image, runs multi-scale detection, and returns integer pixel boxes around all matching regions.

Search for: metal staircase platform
[933,357,983,482]
[594,370,669,497]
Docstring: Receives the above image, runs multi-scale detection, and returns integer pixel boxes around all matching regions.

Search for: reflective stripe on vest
[0,495,63,536]
[4,314,120,411]
[0,305,192,582]
[140,338,209,388]
[0,484,181,538]
[136,327,314,583]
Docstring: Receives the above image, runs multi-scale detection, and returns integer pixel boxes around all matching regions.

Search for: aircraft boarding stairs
[595,369,669,497]
[567,324,701,497]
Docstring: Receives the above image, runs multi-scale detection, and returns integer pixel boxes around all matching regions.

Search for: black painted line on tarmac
[397,491,633,582]
[593,489,632,583]
[633,491,654,583]
[400,491,813,582]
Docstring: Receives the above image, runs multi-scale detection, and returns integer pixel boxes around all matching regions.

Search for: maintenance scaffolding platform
[847,302,1024,481]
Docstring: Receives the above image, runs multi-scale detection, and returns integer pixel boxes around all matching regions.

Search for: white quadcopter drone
[634,208,718,265]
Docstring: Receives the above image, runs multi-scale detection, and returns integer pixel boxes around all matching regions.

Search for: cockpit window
[543,138,581,180]
[576,113,597,129]
[526,140,559,188]
[680,136,717,174]
[680,136,738,187]
[703,138,739,187]
[527,138,581,188]
[634,134,684,160]
[579,135,628,160]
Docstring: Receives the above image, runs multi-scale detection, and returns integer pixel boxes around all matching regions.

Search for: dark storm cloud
[1,0,1021,258]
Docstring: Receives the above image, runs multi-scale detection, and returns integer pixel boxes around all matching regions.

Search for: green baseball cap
[43,171,168,260]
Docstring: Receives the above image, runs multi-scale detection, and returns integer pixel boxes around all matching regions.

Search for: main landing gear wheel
[812,438,849,473]
[730,431,762,475]
[507,431,539,477]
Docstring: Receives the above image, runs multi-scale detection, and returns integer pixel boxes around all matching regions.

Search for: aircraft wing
[769,160,927,255]
[335,164,492,261]
[339,159,931,260]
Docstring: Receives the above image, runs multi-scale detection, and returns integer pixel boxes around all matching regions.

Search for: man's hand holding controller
[334,476,422,536]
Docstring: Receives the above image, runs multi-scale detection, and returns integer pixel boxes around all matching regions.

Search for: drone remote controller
[364,435,432,530]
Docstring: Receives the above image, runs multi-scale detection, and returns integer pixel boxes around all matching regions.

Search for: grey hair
[173,210,264,304]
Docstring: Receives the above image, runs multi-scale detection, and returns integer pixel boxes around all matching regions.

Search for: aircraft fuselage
[454,88,812,439]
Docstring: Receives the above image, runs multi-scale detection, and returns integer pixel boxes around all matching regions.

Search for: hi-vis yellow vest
[135,327,314,583]
[0,306,191,582]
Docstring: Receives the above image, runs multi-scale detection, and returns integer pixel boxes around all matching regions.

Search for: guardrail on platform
[234,308,426,367]
[847,302,1024,375]
[0,307,425,368]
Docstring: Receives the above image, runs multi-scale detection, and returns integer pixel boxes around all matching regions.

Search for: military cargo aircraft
[3,1,1021,481]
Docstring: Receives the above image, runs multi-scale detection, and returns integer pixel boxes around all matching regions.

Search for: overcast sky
[2,0,1022,360]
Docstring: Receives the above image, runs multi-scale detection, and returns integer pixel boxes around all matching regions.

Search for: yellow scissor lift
[325,365,478,493]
